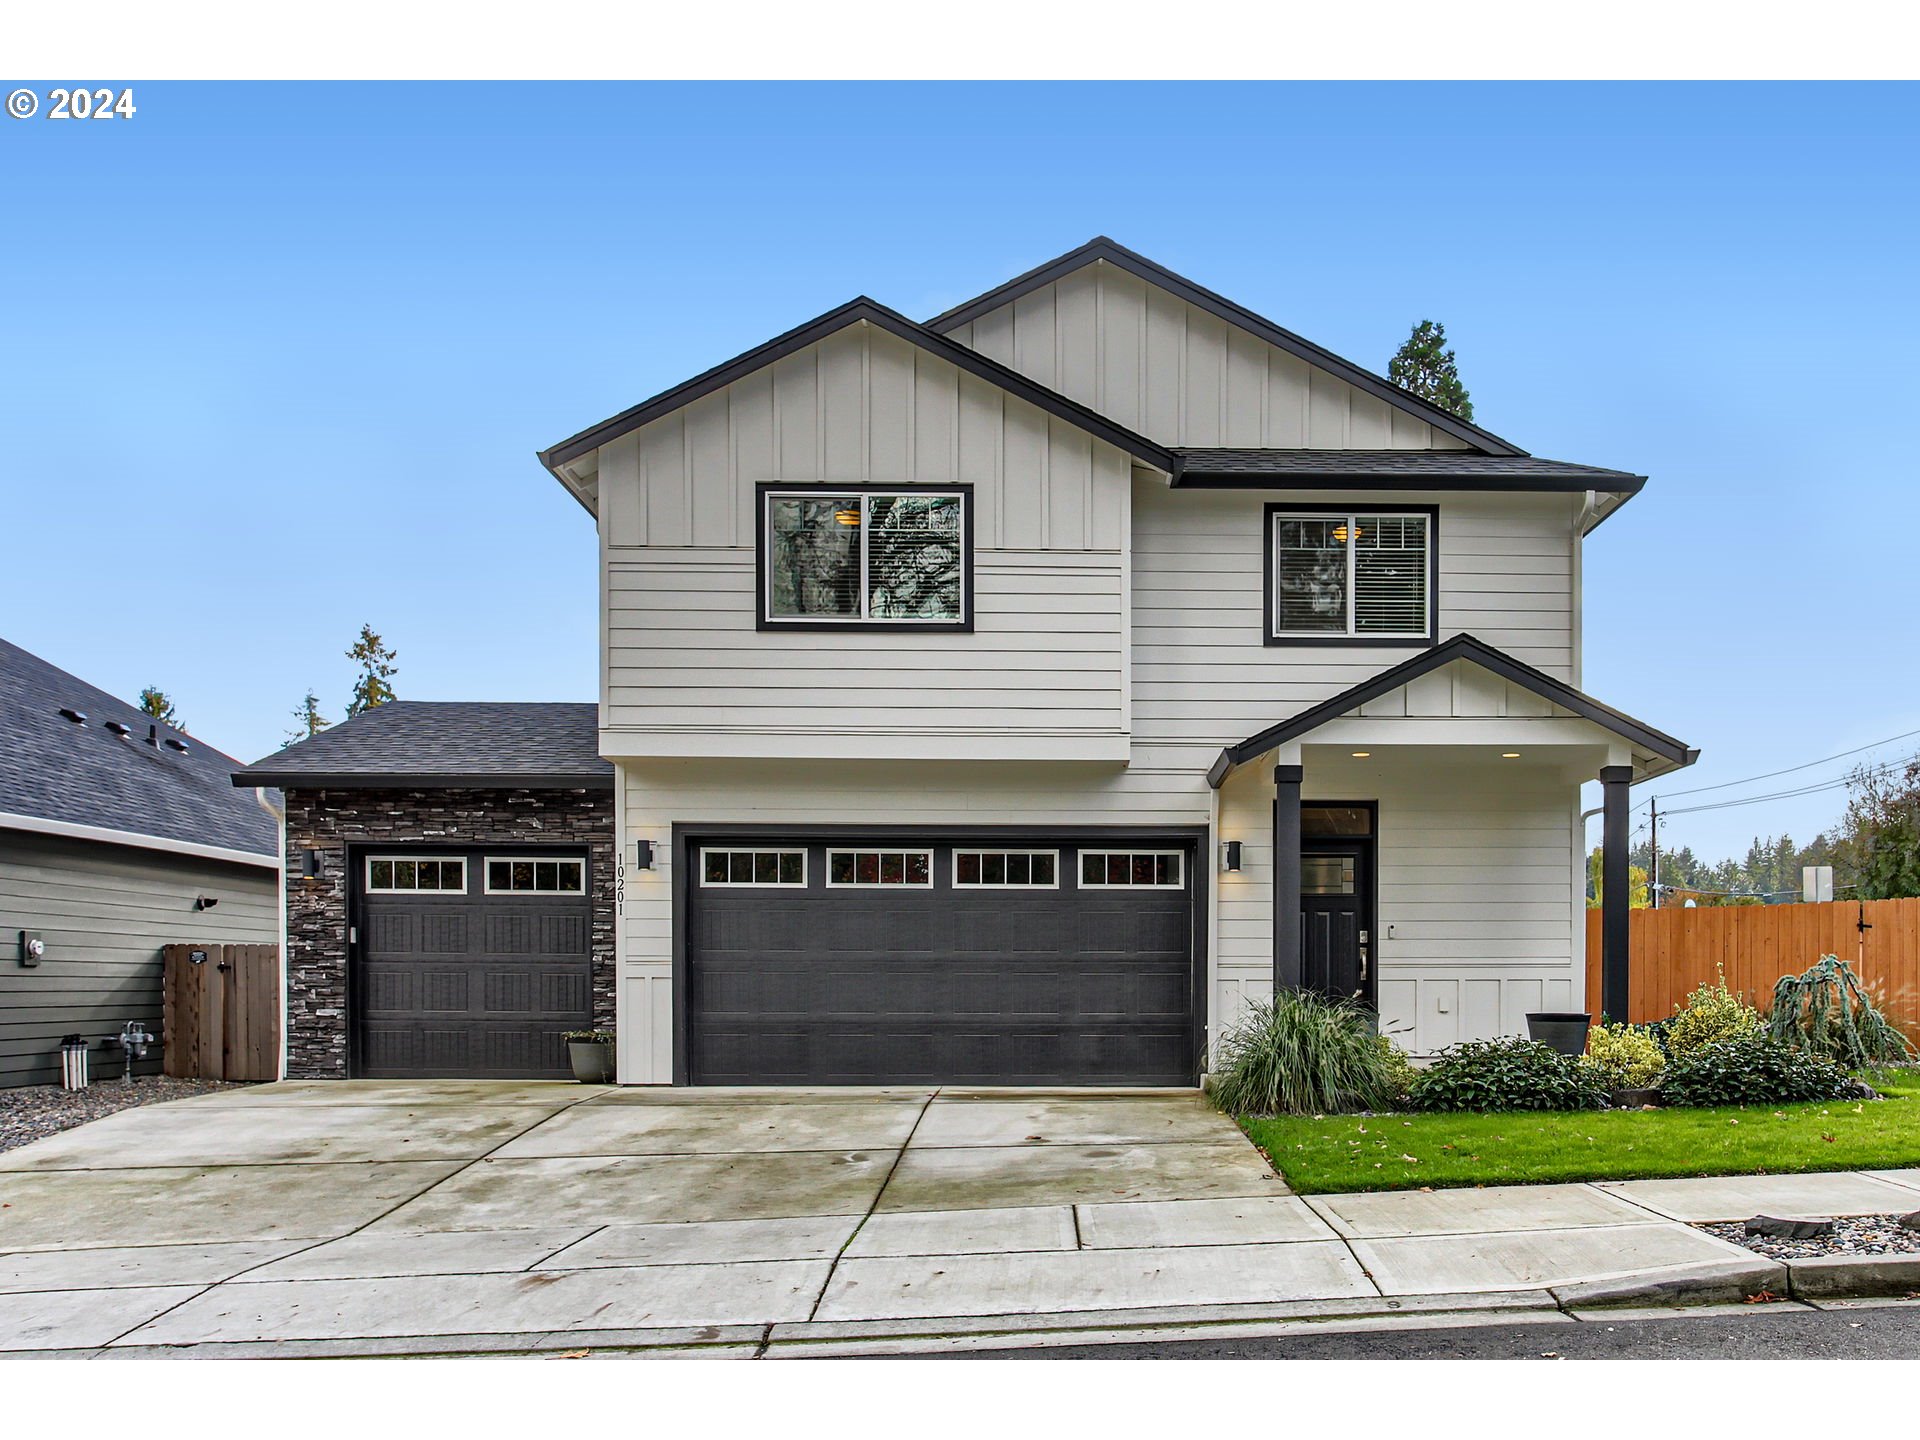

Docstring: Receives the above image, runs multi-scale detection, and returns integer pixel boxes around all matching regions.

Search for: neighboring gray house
[1,638,280,1086]
[232,702,613,1081]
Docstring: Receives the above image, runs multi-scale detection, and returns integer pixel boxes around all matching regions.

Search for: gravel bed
[0,1077,251,1155]
[1701,1214,1920,1260]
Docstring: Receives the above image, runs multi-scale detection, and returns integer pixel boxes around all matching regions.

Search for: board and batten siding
[943,262,1472,451]
[1214,754,1582,1057]
[0,831,279,1086]
[598,320,1135,760]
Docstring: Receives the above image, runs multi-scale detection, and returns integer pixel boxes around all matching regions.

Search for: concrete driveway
[0,1081,1841,1356]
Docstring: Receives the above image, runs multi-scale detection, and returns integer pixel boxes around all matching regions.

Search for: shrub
[1407,1037,1610,1113]
[1659,1034,1861,1107]
[1375,1033,1419,1106]
[1209,992,1404,1116]
[1665,972,1763,1055]
[563,1030,615,1044]
[1583,1022,1666,1090]
[1765,954,1917,1070]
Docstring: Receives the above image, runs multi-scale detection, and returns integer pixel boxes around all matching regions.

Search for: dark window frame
[755,482,976,633]
[1262,501,1439,649]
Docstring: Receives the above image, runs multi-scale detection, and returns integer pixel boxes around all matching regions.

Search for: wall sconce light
[194,895,219,911]
[633,838,655,871]
[1221,840,1242,874]
[300,849,324,879]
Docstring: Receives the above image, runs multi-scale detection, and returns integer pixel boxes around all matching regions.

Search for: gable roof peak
[926,238,1526,458]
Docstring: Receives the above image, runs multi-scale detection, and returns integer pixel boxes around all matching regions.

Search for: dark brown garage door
[685,838,1199,1086]
[353,848,592,1079]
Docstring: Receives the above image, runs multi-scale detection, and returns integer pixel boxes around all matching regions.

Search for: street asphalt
[931,1301,1920,1359]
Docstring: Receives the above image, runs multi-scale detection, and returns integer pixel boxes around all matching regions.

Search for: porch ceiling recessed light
[1501,752,1521,759]
[1350,751,1371,758]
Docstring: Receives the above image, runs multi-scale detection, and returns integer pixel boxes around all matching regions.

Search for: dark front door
[353,848,593,1079]
[684,838,1199,1085]
[1300,841,1372,1004]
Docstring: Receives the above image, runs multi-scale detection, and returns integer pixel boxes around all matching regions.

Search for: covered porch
[1207,636,1696,1055]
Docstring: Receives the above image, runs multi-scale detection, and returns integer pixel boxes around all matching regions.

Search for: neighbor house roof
[233,701,612,790]
[537,296,1177,508]
[923,237,1527,457]
[1167,449,1646,493]
[0,637,279,866]
[1206,634,1697,788]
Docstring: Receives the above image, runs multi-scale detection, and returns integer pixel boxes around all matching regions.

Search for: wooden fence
[1583,899,1920,1029]
[162,943,281,1082]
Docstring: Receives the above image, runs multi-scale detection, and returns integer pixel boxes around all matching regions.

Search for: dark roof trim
[538,296,1177,481]
[232,771,614,792]
[1169,450,1645,494]
[924,237,1526,459]
[1206,634,1696,788]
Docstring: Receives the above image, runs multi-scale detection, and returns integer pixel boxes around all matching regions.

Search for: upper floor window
[760,487,971,630]
[1269,507,1435,644]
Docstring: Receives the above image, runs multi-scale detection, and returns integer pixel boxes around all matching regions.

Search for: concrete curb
[1785,1254,1920,1301]
[1547,1257,1789,1309]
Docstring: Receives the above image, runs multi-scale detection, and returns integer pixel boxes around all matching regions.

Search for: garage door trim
[670,822,1210,1087]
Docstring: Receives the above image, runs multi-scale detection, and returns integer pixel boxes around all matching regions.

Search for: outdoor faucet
[118,1019,155,1085]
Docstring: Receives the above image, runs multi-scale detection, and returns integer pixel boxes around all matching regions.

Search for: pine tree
[286,690,331,744]
[345,624,398,717]
[1387,320,1475,421]
[137,686,181,731]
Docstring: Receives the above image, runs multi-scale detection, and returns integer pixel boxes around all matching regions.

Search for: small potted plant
[1525,1011,1592,1058]
[564,1029,616,1084]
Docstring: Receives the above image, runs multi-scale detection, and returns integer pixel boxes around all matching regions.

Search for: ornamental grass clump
[1407,1036,1610,1113]
[1582,1021,1665,1090]
[1208,992,1406,1116]
[1663,971,1763,1056]
[1659,1034,1860,1108]
[1765,954,1917,1070]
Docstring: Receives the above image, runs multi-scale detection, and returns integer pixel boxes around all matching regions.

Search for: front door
[1300,840,1372,1004]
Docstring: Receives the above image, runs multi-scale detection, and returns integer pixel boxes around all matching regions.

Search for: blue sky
[4,81,1916,862]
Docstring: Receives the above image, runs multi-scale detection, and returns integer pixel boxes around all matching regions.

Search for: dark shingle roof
[233,701,611,789]
[1170,449,1645,491]
[0,637,279,858]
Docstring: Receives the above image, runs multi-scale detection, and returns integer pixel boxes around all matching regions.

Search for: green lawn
[1240,1080,1920,1195]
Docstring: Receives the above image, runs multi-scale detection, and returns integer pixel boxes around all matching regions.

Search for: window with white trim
[1271,510,1431,640]
[827,849,933,887]
[1078,851,1184,888]
[700,849,806,887]
[485,858,585,894]
[366,857,466,893]
[954,850,1058,888]
[763,489,967,625]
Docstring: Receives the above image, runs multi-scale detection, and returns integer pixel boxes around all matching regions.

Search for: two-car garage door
[685,837,1199,1086]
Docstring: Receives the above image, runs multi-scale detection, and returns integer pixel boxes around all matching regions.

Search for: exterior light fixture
[633,838,656,870]
[1220,841,1242,873]
[1501,752,1521,759]
[194,895,219,911]
[1350,751,1371,758]
[300,849,324,879]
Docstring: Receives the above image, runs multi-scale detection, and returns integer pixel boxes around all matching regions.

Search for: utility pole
[1649,795,1660,910]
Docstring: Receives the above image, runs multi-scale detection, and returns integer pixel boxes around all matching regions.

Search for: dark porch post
[1599,764,1633,1023]
[1273,764,1303,992]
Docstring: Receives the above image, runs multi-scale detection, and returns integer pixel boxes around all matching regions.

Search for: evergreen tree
[137,686,181,731]
[286,690,331,744]
[1387,319,1475,421]
[345,624,398,717]
[1844,758,1920,899]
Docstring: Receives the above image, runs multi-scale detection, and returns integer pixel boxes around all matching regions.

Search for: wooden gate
[163,943,281,1081]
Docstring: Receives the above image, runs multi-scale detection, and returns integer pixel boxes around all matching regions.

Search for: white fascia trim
[598,729,1132,763]
[0,810,281,871]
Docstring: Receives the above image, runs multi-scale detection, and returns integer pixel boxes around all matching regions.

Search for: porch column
[1273,764,1303,992]
[1599,763,1633,1022]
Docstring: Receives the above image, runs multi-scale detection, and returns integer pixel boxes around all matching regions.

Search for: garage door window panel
[954,850,1058,888]
[367,857,467,893]
[827,849,933,887]
[484,858,585,894]
[1078,851,1184,888]
[700,848,806,886]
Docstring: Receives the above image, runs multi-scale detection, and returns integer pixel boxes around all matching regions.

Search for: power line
[1660,749,1920,818]
[1656,724,1920,799]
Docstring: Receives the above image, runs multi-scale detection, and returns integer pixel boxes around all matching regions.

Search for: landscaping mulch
[0,1077,250,1155]
[1700,1215,1920,1261]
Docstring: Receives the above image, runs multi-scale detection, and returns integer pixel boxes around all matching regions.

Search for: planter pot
[1611,1087,1661,1108]
[567,1040,616,1084]
[1526,1012,1592,1058]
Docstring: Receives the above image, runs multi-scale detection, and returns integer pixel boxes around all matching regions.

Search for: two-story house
[239,239,1692,1086]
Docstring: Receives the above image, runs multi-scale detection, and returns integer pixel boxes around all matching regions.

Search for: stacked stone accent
[282,787,615,1078]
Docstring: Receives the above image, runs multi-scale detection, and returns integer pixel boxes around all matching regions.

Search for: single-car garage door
[353,848,593,1078]
[684,837,1199,1086]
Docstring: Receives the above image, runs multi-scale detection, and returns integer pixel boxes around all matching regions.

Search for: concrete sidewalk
[2,1081,1918,1357]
